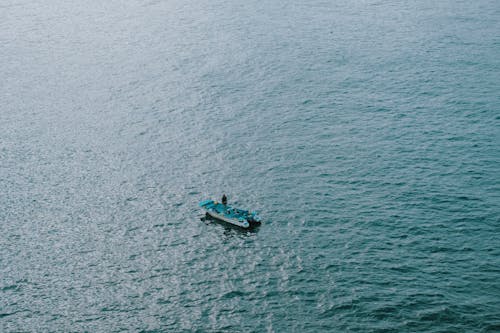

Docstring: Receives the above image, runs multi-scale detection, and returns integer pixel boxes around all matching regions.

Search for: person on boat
[221,194,227,206]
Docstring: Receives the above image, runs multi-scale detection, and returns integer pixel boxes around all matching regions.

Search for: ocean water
[1,0,500,331]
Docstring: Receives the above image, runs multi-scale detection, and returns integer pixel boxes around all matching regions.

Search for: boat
[199,199,262,229]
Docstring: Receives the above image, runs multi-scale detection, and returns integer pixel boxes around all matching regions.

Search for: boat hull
[206,210,250,228]
[200,199,261,229]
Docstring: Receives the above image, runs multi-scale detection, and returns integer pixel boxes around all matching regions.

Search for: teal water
[1,0,500,331]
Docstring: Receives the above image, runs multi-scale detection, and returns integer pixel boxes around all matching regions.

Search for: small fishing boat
[199,199,262,229]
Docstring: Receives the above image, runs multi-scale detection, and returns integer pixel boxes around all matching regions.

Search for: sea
[1,0,499,332]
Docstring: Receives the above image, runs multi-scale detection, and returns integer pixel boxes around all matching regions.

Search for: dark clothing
[221,194,227,205]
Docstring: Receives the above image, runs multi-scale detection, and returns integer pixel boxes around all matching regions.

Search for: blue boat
[199,199,262,229]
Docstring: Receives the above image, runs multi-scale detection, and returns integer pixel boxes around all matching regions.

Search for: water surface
[1,0,500,331]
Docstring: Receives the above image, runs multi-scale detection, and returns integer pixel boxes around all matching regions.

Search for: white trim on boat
[206,210,250,228]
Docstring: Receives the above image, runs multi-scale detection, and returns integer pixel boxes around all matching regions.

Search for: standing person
[221,194,227,205]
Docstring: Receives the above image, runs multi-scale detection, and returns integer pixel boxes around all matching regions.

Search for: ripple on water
[1,0,500,332]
